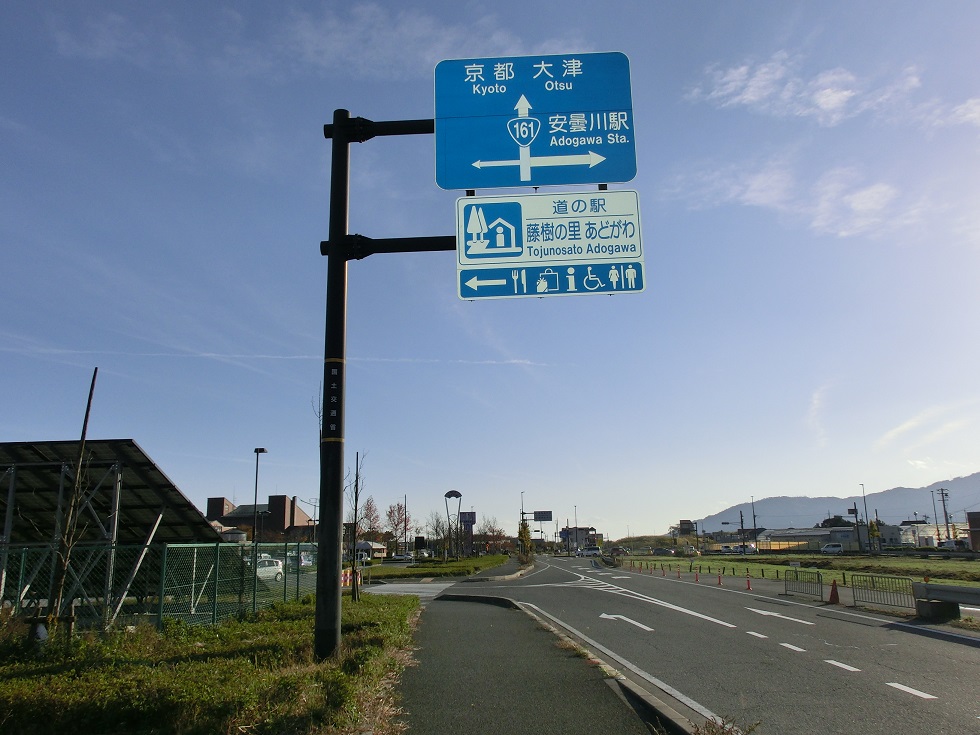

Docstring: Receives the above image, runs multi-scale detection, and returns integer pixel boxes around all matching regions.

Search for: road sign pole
[316,108,351,661]
[317,110,455,660]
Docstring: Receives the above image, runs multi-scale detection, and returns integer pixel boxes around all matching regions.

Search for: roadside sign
[435,52,635,190]
[456,189,644,300]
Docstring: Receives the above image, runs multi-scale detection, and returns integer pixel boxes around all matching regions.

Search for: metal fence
[850,573,915,611]
[783,567,823,599]
[1,542,324,629]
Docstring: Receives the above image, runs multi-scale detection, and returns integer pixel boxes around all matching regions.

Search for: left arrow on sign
[599,613,654,632]
[464,275,508,291]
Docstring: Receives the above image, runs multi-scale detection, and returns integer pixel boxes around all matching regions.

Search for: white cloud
[662,159,914,239]
[687,52,921,127]
[948,98,980,128]
[809,169,900,238]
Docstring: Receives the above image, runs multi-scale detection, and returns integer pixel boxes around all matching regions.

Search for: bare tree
[384,502,412,555]
[343,453,366,602]
[361,496,381,540]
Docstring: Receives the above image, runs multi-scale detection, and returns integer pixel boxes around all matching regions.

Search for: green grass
[360,553,511,581]
[624,554,980,587]
[0,593,418,735]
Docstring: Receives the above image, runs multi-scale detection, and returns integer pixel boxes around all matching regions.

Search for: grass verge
[0,593,418,735]
[361,553,511,581]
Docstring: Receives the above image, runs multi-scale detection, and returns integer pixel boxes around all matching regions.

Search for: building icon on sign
[463,203,523,259]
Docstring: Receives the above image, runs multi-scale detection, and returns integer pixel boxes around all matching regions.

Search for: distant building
[206,495,313,541]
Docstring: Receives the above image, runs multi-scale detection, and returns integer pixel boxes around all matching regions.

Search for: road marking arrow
[463,275,508,291]
[599,613,654,632]
[746,607,814,625]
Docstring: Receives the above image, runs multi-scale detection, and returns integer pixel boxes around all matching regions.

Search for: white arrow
[464,275,508,291]
[514,94,532,117]
[472,150,606,171]
[745,607,814,625]
[599,613,654,632]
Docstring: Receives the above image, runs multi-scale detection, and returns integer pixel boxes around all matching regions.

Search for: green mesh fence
[0,542,320,629]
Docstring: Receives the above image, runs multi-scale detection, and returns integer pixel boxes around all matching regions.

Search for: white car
[255,557,284,582]
[390,553,413,562]
[820,543,843,555]
[576,546,601,557]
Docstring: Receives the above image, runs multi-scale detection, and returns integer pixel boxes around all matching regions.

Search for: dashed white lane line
[746,631,768,639]
[780,643,807,652]
[825,660,861,672]
[886,683,937,699]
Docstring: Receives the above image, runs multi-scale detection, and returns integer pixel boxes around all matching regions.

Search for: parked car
[820,543,843,555]
[609,546,630,556]
[652,547,675,556]
[390,553,413,562]
[255,557,284,582]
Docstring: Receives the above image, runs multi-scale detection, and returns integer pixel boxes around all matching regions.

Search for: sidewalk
[397,596,656,735]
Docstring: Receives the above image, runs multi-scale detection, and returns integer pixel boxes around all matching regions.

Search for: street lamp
[252,447,267,614]
[444,490,462,558]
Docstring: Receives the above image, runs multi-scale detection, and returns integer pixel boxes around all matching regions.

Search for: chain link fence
[1,542,322,629]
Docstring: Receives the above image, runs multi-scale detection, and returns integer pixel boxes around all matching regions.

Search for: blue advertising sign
[456,189,645,300]
[435,52,636,190]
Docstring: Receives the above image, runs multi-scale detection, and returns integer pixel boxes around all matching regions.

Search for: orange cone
[828,579,840,604]
[745,573,752,591]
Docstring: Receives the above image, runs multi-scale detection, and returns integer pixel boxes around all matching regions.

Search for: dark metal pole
[316,108,351,660]
[315,111,451,659]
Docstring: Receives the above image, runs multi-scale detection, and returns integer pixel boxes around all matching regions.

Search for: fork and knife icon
[511,269,527,294]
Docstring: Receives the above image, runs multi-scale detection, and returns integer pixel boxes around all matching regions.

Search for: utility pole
[937,488,952,541]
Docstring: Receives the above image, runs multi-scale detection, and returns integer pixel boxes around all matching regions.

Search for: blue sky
[3,2,980,540]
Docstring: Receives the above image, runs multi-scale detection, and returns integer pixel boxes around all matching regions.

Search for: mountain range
[698,472,980,533]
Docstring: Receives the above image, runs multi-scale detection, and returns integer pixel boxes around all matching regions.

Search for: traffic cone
[745,572,752,590]
[717,573,723,586]
[695,571,699,582]
[828,579,840,604]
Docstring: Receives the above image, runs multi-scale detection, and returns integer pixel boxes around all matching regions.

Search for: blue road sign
[435,52,636,190]
[456,189,645,300]
[459,261,644,300]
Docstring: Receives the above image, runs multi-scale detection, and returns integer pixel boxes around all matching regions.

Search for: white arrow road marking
[886,683,937,699]
[599,613,654,632]
[825,660,861,672]
[746,607,815,625]
[464,275,508,290]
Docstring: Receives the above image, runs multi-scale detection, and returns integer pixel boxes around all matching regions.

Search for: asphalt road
[448,556,980,734]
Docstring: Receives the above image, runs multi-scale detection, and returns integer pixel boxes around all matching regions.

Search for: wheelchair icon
[583,266,605,291]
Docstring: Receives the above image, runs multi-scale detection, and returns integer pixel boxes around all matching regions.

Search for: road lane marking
[746,631,768,639]
[746,607,814,625]
[520,602,724,725]
[825,660,861,672]
[886,683,937,699]
[780,643,807,652]
[560,574,739,628]
[600,613,654,631]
